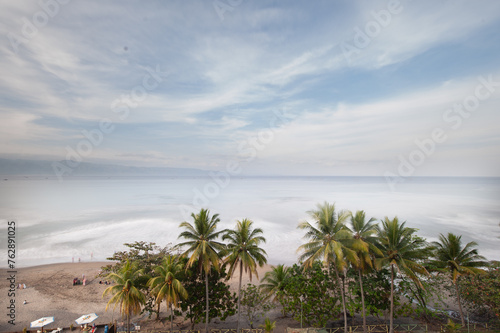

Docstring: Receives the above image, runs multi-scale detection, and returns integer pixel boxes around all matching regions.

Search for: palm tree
[297,202,358,333]
[259,264,290,308]
[222,218,268,333]
[260,317,276,333]
[147,255,188,331]
[375,217,429,333]
[177,208,226,333]
[347,210,382,333]
[102,260,146,333]
[430,233,488,326]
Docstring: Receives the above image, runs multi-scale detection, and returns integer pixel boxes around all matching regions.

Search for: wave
[1,176,499,267]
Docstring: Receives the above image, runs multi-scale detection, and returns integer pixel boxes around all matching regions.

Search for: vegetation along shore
[2,203,499,333]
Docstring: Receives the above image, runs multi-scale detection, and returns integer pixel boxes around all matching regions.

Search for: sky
[1,0,500,177]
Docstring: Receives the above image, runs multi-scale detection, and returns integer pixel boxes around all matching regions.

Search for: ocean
[1,176,499,267]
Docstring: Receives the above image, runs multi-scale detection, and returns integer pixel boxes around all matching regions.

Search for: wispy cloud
[1,1,499,175]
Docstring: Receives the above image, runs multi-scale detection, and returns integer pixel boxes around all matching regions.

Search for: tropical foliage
[280,262,341,327]
[259,264,290,306]
[98,203,496,332]
[177,208,226,333]
[346,267,394,318]
[375,217,429,333]
[240,283,271,328]
[179,263,237,328]
[297,202,357,333]
[101,241,173,319]
[260,317,276,333]
[460,261,500,320]
[430,233,488,325]
[147,255,188,329]
[347,210,382,333]
[102,241,173,276]
[102,260,146,333]
[222,218,267,333]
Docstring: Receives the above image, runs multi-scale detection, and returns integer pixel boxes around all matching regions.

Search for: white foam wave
[1,177,499,267]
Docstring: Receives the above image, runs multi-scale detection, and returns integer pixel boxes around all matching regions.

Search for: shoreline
[0,261,275,332]
[0,259,285,271]
[1,261,112,270]
[1,262,122,332]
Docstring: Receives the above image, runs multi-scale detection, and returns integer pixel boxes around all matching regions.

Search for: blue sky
[1,0,500,176]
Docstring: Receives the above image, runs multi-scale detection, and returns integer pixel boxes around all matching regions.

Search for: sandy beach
[1,262,119,332]
[0,261,286,333]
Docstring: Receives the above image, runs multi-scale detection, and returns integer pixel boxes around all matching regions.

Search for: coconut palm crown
[430,233,488,325]
[102,260,145,333]
[177,209,226,274]
[147,255,188,330]
[222,218,268,280]
[260,264,290,304]
[297,202,357,269]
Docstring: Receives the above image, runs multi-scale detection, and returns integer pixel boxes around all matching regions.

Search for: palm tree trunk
[189,305,195,330]
[127,310,131,333]
[455,281,465,326]
[237,261,243,333]
[333,264,348,333]
[157,302,161,320]
[389,265,394,333]
[205,271,209,333]
[171,303,174,332]
[358,269,367,333]
[343,270,354,326]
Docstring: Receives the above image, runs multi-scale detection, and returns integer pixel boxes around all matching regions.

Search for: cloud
[238,72,500,175]
[0,1,499,175]
[336,0,500,69]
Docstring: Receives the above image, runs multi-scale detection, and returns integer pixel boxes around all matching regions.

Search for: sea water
[0,176,499,267]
